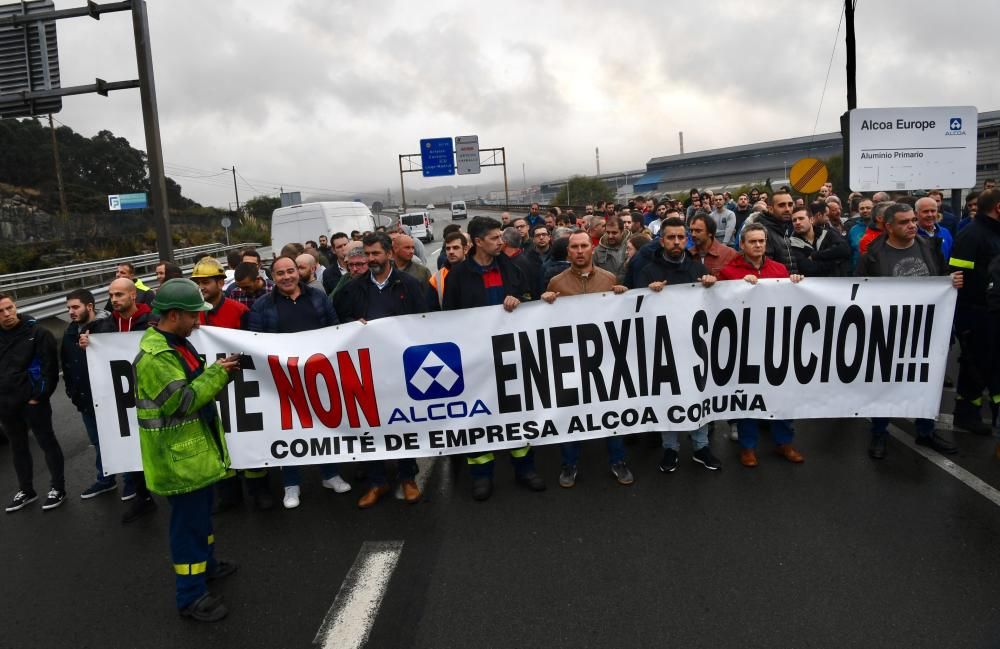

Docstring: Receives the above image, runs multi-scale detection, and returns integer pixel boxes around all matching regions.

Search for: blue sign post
[420,138,455,177]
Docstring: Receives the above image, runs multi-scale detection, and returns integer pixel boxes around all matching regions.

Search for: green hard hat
[152,278,213,314]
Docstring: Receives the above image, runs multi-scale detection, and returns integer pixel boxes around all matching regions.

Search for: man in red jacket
[719,223,806,468]
[190,257,273,511]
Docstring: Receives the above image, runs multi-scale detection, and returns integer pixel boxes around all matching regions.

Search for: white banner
[89,277,956,474]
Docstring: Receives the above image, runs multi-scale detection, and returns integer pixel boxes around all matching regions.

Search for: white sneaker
[728,423,739,442]
[322,475,351,493]
[283,485,300,509]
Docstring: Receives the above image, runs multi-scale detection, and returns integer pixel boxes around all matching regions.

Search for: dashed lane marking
[313,540,404,649]
[888,423,1000,508]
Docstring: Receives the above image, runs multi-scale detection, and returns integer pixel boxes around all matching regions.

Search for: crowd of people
[0,179,998,620]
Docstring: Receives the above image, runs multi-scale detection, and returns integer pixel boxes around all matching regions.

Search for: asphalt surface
[4,210,1000,649]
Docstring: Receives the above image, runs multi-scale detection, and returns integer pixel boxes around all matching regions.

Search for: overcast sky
[44,0,996,207]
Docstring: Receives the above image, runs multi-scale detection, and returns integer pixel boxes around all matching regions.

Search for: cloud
[43,0,998,207]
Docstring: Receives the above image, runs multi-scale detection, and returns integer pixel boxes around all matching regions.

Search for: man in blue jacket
[248,256,348,509]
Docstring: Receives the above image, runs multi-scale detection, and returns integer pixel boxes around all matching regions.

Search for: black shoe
[915,432,958,455]
[122,495,158,524]
[472,477,493,501]
[179,592,228,622]
[658,448,679,473]
[5,490,37,513]
[868,436,887,460]
[252,489,274,511]
[516,471,546,492]
[41,488,66,511]
[954,413,992,436]
[692,447,722,470]
[207,560,239,582]
[213,476,244,514]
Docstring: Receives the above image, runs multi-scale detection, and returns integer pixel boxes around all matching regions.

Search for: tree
[244,194,280,218]
[550,175,615,207]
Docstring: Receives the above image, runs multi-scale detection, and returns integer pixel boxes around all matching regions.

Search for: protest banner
[89,277,956,474]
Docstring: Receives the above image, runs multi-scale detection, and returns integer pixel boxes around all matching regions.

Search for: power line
[811,4,846,140]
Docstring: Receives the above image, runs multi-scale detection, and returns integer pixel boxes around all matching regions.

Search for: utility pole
[595,147,600,175]
[841,0,857,192]
[47,114,67,219]
[223,165,240,214]
[679,131,684,155]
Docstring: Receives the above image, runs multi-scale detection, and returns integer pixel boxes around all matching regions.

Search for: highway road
[5,208,1000,648]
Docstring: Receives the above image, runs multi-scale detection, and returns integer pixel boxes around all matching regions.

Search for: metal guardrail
[0,242,261,299]
[1,242,262,321]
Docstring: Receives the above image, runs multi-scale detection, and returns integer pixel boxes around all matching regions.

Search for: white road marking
[313,540,404,649]
[888,423,1000,508]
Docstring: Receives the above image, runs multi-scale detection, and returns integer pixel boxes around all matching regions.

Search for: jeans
[81,410,114,485]
[871,417,935,439]
[661,424,710,451]
[738,419,794,450]
[559,437,625,466]
[281,464,340,487]
[368,459,418,487]
[1,400,65,493]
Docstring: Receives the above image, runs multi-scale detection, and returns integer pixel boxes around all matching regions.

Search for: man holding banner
[719,222,805,467]
[335,232,430,508]
[542,231,633,488]
[640,217,724,474]
[133,279,240,622]
[442,216,545,501]
[858,202,963,458]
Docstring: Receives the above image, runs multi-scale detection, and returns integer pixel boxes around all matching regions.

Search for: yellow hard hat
[190,257,226,279]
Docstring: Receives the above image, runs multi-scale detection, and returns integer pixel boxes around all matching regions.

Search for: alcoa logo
[946,117,966,136]
[403,343,465,401]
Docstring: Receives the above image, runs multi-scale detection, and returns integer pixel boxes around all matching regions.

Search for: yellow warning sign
[789,158,829,194]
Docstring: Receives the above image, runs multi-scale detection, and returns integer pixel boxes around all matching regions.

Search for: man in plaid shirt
[225,262,272,308]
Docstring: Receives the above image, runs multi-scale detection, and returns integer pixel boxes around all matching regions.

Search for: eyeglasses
[348,261,368,268]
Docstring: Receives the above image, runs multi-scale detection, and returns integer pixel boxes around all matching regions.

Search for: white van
[450,200,468,220]
[401,211,433,243]
[271,201,377,254]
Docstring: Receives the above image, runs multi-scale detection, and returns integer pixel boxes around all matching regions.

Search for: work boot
[774,444,804,463]
[471,477,493,502]
[122,495,157,524]
[246,476,274,511]
[516,471,546,492]
[179,593,228,623]
[207,560,239,582]
[954,400,991,435]
[213,476,243,514]
[739,448,758,468]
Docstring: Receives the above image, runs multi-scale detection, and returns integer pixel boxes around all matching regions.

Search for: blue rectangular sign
[420,138,455,177]
[120,193,148,209]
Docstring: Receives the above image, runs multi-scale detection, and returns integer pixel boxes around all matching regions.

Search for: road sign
[108,192,148,211]
[221,217,232,228]
[789,158,829,194]
[420,138,455,177]
[0,0,62,118]
[848,106,978,191]
[455,135,480,175]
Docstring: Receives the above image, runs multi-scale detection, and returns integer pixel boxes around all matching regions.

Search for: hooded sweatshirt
[111,302,154,332]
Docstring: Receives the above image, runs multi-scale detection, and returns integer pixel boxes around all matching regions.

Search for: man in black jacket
[639,218,723,473]
[63,289,121,500]
[857,203,963,459]
[758,191,797,272]
[441,216,544,501]
[788,207,851,277]
[0,293,64,512]
[336,232,429,508]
